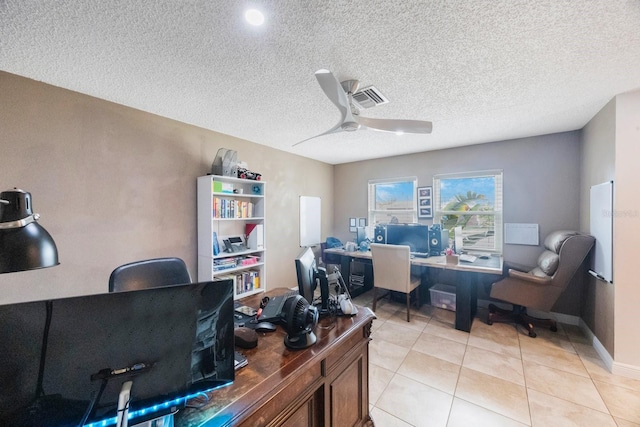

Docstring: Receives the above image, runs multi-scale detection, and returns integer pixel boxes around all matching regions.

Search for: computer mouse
[255,322,277,333]
[479,255,490,259]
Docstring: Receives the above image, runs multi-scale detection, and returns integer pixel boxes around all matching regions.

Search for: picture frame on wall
[417,186,433,219]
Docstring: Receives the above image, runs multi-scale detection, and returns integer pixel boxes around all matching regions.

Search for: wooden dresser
[176,288,376,427]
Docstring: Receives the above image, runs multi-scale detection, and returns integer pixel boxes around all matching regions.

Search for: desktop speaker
[428,228,450,256]
[374,225,386,244]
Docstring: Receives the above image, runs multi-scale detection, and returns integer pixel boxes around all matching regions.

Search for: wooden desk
[176,288,376,427]
[324,248,503,332]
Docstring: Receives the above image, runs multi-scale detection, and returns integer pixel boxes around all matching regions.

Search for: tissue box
[429,284,456,311]
[445,255,459,264]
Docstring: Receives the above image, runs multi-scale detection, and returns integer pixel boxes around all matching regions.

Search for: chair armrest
[508,269,552,286]
[503,261,533,273]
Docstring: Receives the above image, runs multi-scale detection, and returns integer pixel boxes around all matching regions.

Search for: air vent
[351,86,389,109]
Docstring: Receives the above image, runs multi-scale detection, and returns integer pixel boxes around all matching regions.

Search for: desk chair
[109,257,192,292]
[320,241,343,273]
[488,231,595,337]
[370,243,422,322]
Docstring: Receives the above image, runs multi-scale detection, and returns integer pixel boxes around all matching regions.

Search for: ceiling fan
[293,69,432,146]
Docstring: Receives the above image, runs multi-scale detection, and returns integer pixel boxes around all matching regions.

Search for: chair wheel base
[487,303,557,339]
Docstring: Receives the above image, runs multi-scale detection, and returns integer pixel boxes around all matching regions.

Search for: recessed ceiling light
[396,131,405,136]
[245,9,264,26]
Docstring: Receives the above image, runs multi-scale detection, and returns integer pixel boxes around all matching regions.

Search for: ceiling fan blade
[292,122,343,147]
[356,116,433,134]
[315,69,349,119]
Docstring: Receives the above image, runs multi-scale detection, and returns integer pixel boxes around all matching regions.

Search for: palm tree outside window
[433,171,503,253]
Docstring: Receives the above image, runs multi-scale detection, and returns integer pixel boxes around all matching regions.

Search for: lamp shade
[0,189,59,274]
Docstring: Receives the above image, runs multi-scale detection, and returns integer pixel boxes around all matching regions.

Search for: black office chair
[108,257,192,292]
[321,241,343,273]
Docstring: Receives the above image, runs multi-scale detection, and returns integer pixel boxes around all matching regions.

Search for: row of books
[213,197,254,219]
[218,270,260,295]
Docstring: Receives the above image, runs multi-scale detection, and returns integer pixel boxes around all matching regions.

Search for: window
[433,170,503,253]
[368,177,417,226]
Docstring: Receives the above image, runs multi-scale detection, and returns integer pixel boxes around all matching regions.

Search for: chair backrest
[321,242,343,266]
[370,243,412,293]
[108,257,192,292]
[548,232,595,290]
[521,231,595,311]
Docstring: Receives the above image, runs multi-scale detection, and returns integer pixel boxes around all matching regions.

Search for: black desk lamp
[0,188,62,424]
[0,188,59,273]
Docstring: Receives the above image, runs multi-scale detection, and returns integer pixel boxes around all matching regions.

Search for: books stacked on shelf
[213,258,237,271]
[212,198,255,219]
[239,255,260,266]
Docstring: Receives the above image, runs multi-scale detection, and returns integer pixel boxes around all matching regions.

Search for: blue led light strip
[83,387,222,427]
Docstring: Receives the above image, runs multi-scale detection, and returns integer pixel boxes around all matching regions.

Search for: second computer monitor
[294,246,330,314]
[295,246,318,305]
[386,223,429,254]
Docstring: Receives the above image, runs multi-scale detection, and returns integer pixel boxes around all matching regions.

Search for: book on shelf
[213,232,220,256]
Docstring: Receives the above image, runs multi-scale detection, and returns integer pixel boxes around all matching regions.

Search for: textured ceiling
[2,1,640,165]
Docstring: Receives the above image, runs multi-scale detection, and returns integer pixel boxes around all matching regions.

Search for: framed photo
[358,217,367,227]
[417,186,433,219]
[349,217,357,232]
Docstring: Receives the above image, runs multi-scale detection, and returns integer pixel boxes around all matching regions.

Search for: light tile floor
[352,292,640,427]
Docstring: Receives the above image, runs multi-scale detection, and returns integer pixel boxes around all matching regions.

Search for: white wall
[613,89,640,371]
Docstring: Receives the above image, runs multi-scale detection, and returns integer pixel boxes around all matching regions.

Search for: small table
[324,248,503,332]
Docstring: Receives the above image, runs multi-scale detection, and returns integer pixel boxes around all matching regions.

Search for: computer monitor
[295,247,329,315]
[0,280,234,427]
[386,223,429,254]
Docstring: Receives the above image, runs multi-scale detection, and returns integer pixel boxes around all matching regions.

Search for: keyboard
[258,290,298,322]
[410,252,429,258]
[459,254,477,263]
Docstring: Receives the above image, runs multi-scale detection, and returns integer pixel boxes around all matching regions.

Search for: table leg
[454,272,477,332]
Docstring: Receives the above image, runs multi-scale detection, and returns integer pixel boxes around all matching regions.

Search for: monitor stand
[315,268,331,316]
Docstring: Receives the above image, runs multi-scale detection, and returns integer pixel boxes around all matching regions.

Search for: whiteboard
[504,223,539,245]
[590,181,613,283]
[299,196,321,247]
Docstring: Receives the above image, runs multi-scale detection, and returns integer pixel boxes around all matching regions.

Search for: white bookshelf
[197,175,265,299]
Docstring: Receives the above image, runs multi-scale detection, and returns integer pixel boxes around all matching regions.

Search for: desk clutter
[234,291,320,350]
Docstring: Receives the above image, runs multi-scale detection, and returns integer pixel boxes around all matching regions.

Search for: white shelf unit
[197,175,266,300]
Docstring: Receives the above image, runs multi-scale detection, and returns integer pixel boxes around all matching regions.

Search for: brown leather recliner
[488,231,595,337]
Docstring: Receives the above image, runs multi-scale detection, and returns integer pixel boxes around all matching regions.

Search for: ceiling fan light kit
[293,69,432,146]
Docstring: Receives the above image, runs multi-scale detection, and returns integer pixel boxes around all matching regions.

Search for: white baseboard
[612,360,640,380]
[578,319,640,380]
[479,300,640,379]
[578,318,614,370]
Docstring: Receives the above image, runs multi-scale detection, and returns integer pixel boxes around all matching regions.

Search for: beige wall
[579,98,616,355]
[613,89,640,369]
[333,133,585,315]
[0,71,333,304]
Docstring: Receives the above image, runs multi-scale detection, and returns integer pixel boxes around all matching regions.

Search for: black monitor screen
[295,247,317,305]
[386,224,429,253]
[0,280,234,427]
